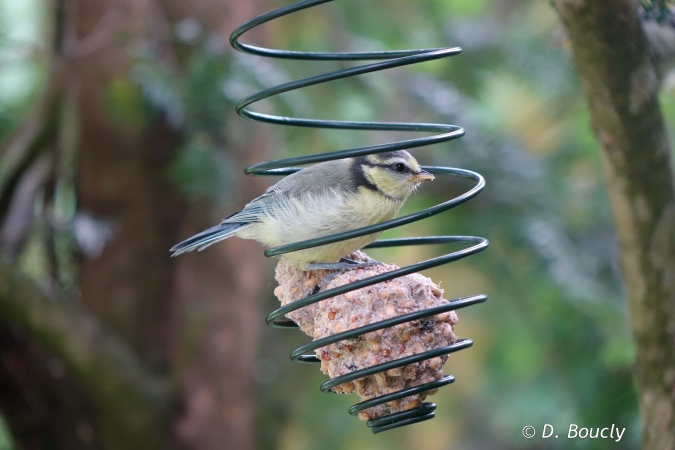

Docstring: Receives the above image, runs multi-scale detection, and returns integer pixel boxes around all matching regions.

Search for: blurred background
[2,0,670,449]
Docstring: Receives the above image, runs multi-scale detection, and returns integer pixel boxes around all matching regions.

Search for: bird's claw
[308,258,384,291]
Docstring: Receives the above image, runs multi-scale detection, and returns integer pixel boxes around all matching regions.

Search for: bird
[170,150,435,271]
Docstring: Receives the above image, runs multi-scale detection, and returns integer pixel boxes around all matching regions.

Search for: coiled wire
[230,0,488,433]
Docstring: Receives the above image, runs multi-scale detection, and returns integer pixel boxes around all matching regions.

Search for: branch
[0,154,53,258]
[0,260,170,449]
[554,1,675,448]
[0,63,65,214]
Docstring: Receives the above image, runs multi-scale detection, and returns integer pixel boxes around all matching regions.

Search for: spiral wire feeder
[230,0,489,433]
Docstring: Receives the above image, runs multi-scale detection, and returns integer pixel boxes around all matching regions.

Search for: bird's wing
[271,159,355,198]
[222,159,353,224]
[221,186,287,224]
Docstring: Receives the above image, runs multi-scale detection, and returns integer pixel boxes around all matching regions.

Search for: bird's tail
[170,222,251,256]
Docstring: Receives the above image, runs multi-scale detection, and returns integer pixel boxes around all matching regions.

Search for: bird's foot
[307,257,382,272]
[308,258,384,291]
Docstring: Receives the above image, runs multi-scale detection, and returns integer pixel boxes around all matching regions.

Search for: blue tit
[170,150,434,270]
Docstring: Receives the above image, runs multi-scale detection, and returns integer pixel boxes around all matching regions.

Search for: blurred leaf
[105,76,148,126]
[0,412,13,450]
[169,133,236,203]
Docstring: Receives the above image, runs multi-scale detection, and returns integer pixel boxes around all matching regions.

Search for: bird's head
[357,150,434,201]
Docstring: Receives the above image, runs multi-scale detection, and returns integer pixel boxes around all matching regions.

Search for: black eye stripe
[359,157,412,174]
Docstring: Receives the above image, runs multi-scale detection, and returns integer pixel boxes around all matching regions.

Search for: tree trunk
[554,1,675,448]
[0,261,169,450]
[160,1,272,448]
[76,0,275,447]
[0,0,276,447]
[74,0,182,371]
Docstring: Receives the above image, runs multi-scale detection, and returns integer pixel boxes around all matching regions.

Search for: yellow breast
[239,187,404,268]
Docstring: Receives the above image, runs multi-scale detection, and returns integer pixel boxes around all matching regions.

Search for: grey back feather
[223,159,354,224]
[272,159,354,197]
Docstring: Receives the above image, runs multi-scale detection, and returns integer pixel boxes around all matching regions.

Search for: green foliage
[0,0,47,145]
[641,0,675,21]
[251,1,640,449]
[132,34,240,203]
[0,414,13,450]
[169,132,236,201]
[105,77,149,127]
[0,0,650,448]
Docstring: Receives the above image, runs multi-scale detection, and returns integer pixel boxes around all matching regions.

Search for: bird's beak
[412,169,435,182]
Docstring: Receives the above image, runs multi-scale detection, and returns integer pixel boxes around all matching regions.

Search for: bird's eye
[393,163,406,173]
